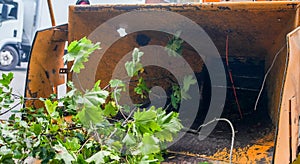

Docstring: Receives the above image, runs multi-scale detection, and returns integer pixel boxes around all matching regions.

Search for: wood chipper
[25,1,300,163]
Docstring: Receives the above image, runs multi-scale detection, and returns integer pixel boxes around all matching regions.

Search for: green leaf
[30,123,42,135]
[125,62,134,77]
[139,155,159,164]
[154,129,173,142]
[103,101,118,117]
[49,124,59,133]
[83,90,109,108]
[77,107,104,127]
[64,37,100,73]
[76,154,88,164]
[53,142,75,164]
[180,75,197,100]
[0,73,13,89]
[134,77,150,98]
[125,48,144,77]
[134,108,161,134]
[109,79,125,88]
[92,80,102,91]
[139,134,160,155]
[44,99,58,115]
[0,146,12,155]
[155,111,182,142]
[165,31,183,57]
[86,150,111,164]
[182,75,197,92]
[0,154,14,164]
[122,133,136,146]
[64,138,81,152]
[134,108,156,122]
[171,85,181,109]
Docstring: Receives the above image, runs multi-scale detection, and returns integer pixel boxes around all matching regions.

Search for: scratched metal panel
[25,24,68,108]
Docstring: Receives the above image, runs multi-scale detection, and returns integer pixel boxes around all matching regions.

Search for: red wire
[226,35,243,119]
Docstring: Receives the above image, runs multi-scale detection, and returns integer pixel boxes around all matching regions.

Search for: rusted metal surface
[25,24,67,108]
[68,2,299,87]
[274,26,300,164]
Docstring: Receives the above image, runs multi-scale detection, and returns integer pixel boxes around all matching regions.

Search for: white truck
[0,0,146,71]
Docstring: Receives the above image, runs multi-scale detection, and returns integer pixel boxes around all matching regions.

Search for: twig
[114,87,126,120]
[0,102,21,116]
[23,97,41,100]
[76,136,92,154]
[74,73,85,92]
[11,93,21,99]
[106,128,118,142]
[254,45,286,111]
[103,84,111,90]
[122,107,137,126]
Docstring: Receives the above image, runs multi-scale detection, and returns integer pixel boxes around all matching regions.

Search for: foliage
[171,75,197,110]
[134,77,150,99]
[63,37,100,73]
[165,31,184,57]
[0,38,194,163]
[0,72,14,111]
[125,48,144,77]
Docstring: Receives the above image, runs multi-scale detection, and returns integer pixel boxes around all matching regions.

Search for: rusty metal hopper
[26,2,300,163]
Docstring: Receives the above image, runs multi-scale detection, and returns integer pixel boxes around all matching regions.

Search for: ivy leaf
[53,142,75,164]
[125,48,144,77]
[103,101,118,117]
[86,150,111,164]
[77,107,104,127]
[64,37,100,73]
[0,73,13,89]
[138,134,160,155]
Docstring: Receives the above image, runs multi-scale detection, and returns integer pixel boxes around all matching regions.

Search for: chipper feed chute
[26,2,300,163]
